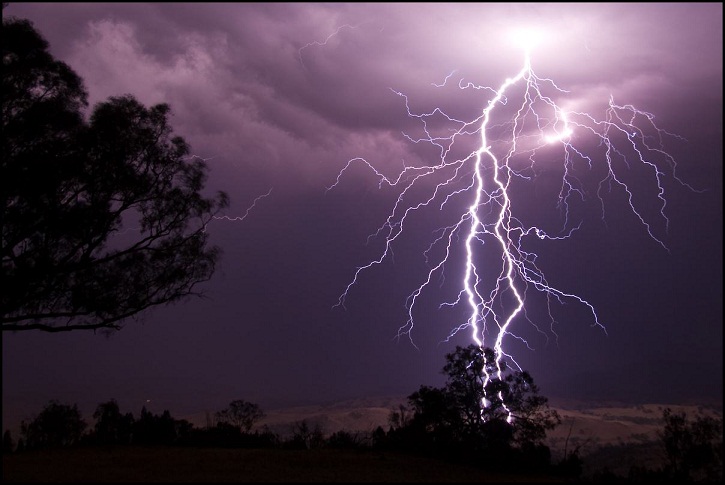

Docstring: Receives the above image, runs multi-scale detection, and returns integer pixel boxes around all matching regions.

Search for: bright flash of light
[544,111,574,144]
[328,37,692,421]
[509,28,547,53]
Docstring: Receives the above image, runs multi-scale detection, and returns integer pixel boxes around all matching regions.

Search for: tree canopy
[386,344,560,468]
[661,407,723,482]
[215,399,266,433]
[92,399,134,445]
[1,16,228,332]
[20,400,87,449]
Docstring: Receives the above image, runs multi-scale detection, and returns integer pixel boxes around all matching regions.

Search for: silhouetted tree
[132,407,187,445]
[326,430,367,450]
[215,399,265,433]
[3,429,13,454]
[443,345,558,448]
[552,420,585,479]
[286,420,325,450]
[93,399,134,445]
[371,425,387,449]
[20,400,87,449]
[661,408,723,482]
[388,403,412,430]
[389,345,559,469]
[180,422,279,449]
[403,385,461,455]
[1,16,228,332]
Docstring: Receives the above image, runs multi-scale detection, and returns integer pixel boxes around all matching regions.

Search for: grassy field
[3,446,565,482]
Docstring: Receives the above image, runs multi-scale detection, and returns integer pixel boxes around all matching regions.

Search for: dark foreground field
[3,446,564,482]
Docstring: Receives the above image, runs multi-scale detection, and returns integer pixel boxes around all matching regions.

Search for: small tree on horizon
[20,400,87,450]
[93,399,134,445]
[215,399,265,433]
[439,344,560,447]
[388,344,560,468]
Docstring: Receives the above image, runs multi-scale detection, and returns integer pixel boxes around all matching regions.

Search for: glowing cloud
[509,27,547,53]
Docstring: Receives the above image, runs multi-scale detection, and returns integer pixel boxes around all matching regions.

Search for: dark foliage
[3,429,14,454]
[132,407,192,445]
[380,345,560,471]
[325,430,368,450]
[20,400,87,450]
[284,420,326,450]
[91,399,134,445]
[179,422,279,449]
[660,408,723,482]
[1,16,228,332]
[11,354,720,483]
[215,399,265,433]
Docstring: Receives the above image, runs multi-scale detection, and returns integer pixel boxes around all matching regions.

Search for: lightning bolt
[185,156,273,230]
[328,34,693,419]
[212,187,273,224]
[298,22,369,71]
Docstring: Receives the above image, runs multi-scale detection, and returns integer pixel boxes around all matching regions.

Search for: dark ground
[2,446,566,483]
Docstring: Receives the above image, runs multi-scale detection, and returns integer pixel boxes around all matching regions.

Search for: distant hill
[180,395,722,453]
[242,397,722,476]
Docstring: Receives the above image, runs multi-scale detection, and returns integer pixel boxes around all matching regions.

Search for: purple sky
[3,3,722,429]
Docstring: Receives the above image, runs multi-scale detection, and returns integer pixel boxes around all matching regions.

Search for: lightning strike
[329,32,691,419]
[298,22,369,70]
[212,187,273,224]
[183,155,273,226]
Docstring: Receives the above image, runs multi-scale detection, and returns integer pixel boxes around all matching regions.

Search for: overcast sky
[3,3,722,428]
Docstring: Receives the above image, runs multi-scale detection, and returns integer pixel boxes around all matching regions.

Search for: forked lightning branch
[329,30,690,405]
